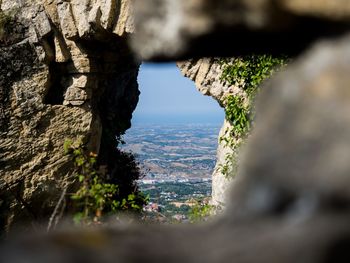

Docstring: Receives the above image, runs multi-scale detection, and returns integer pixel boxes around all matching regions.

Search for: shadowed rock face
[3,32,350,263]
[131,0,350,60]
[0,0,139,233]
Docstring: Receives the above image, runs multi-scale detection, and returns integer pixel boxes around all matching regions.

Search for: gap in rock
[44,62,67,105]
[122,63,224,222]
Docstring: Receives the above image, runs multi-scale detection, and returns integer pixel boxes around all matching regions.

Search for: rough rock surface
[3,32,350,263]
[131,0,350,60]
[178,58,247,206]
[0,0,139,233]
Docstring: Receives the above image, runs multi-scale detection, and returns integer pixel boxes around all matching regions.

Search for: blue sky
[131,63,224,124]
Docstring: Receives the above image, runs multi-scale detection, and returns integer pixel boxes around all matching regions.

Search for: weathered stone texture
[0,0,139,233]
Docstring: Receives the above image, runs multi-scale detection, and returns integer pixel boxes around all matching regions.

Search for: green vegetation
[64,139,148,225]
[224,95,250,137]
[221,55,288,136]
[189,198,216,223]
[219,55,288,177]
[221,55,288,99]
[141,180,211,219]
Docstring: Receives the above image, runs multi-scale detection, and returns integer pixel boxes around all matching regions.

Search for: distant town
[122,123,220,180]
[122,123,220,220]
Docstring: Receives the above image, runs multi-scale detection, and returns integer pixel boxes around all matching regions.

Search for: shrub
[189,198,217,223]
[64,139,148,225]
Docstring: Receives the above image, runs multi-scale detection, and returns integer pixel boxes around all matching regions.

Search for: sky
[131,63,224,125]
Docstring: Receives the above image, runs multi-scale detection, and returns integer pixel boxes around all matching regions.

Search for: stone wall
[0,0,139,233]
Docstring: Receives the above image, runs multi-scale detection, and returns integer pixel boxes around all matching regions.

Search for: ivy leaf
[63,139,73,154]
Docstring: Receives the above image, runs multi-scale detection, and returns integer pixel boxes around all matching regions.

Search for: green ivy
[219,55,288,178]
[221,54,288,98]
[224,95,250,137]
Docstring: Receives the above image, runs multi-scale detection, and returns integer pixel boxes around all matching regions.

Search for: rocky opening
[123,62,224,220]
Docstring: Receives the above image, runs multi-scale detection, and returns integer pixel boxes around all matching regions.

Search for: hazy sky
[131,63,224,124]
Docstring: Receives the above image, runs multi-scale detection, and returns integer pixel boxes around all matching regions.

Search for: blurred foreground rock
[131,0,350,60]
[3,33,350,262]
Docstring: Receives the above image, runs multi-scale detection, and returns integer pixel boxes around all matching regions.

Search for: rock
[53,35,71,63]
[57,1,79,40]
[70,0,91,38]
[113,0,134,36]
[71,75,89,89]
[131,0,350,60]
[0,0,140,234]
[178,58,247,206]
[3,31,350,263]
[280,0,350,20]
[2,1,350,261]
[33,10,52,38]
[229,34,350,219]
[99,0,117,30]
[63,87,88,106]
